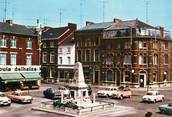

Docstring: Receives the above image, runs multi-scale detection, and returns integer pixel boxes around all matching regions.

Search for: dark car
[159,103,172,115]
[43,88,61,100]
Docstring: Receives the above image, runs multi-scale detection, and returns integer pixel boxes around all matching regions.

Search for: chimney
[113,18,122,24]
[159,26,164,38]
[6,20,13,26]
[86,21,94,26]
[68,23,77,30]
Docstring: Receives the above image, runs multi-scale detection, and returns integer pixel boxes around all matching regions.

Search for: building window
[67,47,71,54]
[117,43,120,49]
[11,39,16,48]
[77,50,81,62]
[107,43,112,49]
[59,57,62,64]
[94,50,99,62]
[153,54,158,65]
[107,70,113,81]
[27,40,32,49]
[139,53,147,64]
[59,48,62,54]
[50,42,54,48]
[153,42,158,49]
[164,54,168,64]
[43,43,46,48]
[0,53,6,65]
[11,53,16,65]
[124,42,130,49]
[50,52,55,63]
[67,57,71,64]
[0,37,6,47]
[124,71,130,82]
[106,54,113,65]
[164,42,168,50]
[124,55,131,64]
[139,41,147,49]
[95,37,100,45]
[26,54,32,65]
[42,52,47,63]
[86,50,90,61]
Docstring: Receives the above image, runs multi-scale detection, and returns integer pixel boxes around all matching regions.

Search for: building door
[94,71,99,84]
[70,91,75,98]
[139,74,146,87]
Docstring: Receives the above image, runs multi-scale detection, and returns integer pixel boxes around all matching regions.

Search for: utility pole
[58,8,65,27]
[145,0,149,23]
[99,0,107,22]
[3,0,7,21]
[80,0,85,27]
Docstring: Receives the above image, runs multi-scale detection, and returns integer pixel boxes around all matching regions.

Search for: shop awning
[0,73,23,83]
[21,72,41,81]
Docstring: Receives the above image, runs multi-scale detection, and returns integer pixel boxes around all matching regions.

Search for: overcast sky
[0,0,171,32]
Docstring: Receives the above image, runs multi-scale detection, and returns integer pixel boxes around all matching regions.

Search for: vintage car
[7,91,33,104]
[97,86,117,97]
[43,88,62,100]
[111,86,132,99]
[0,92,11,106]
[142,91,164,103]
[58,86,70,96]
[159,103,172,115]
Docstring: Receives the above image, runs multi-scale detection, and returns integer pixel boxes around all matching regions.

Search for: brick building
[0,20,41,91]
[75,18,172,87]
[41,23,76,83]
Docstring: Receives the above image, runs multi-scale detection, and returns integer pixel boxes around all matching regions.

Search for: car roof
[0,92,4,95]
[147,91,159,93]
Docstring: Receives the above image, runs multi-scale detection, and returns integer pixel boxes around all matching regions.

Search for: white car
[58,86,69,96]
[97,87,117,97]
[142,91,164,103]
[0,92,11,106]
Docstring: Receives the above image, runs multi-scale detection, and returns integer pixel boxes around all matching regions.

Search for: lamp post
[131,69,134,87]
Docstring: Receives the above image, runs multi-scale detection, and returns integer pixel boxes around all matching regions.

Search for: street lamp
[131,69,134,87]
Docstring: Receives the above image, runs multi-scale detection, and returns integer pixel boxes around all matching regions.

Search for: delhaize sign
[0,65,41,73]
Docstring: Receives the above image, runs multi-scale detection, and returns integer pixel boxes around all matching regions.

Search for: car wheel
[162,97,164,102]
[153,99,156,103]
[120,95,123,99]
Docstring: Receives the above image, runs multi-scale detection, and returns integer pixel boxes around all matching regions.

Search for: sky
[0,0,171,33]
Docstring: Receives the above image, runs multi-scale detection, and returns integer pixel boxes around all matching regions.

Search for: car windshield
[168,103,172,107]
[146,92,153,95]
[0,94,5,97]
[12,92,28,96]
[105,88,116,91]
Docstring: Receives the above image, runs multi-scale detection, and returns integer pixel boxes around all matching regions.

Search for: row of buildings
[0,18,172,90]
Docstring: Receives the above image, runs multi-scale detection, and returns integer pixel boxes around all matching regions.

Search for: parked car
[111,86,132,99]
[142,91,164,103]
[7,91,33,104]
[0,92,11,106]
[97,86,117,97]
[43,88,61,100]
[58,86,69,96]
[159,103,172,115]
